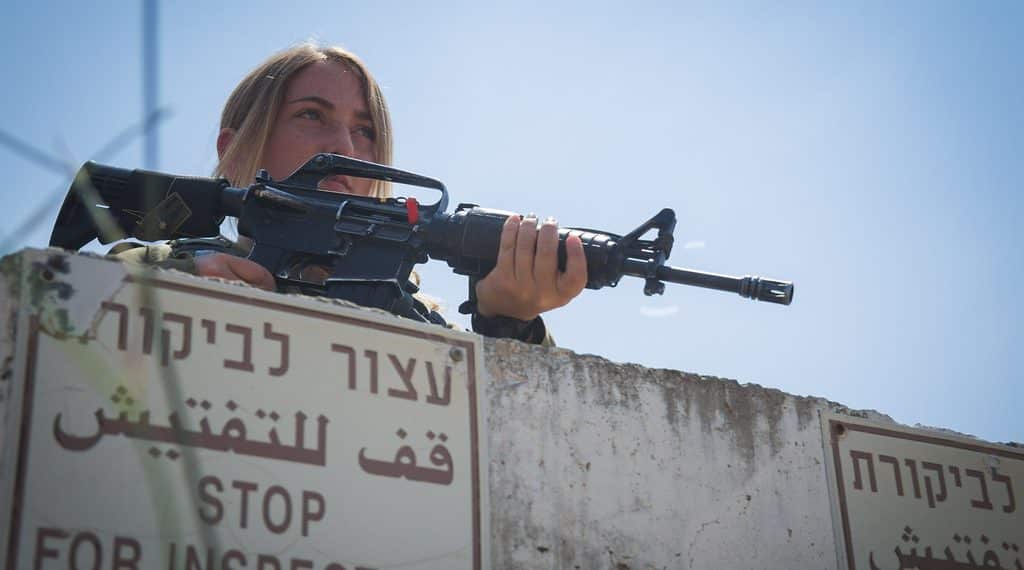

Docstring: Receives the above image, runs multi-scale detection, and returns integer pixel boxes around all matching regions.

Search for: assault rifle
[49,153,794,322]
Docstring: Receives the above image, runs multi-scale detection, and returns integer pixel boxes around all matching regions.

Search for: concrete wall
[483,339,875,569]
[3,250,1009,570]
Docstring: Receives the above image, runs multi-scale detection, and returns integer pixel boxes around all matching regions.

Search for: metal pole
[142,0,158,169]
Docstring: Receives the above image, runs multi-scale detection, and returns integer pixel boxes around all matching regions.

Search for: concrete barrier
[484,338,853,568]
[1,250,1019,570]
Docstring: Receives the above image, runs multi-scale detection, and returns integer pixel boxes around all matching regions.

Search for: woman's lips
[318,175,351,193]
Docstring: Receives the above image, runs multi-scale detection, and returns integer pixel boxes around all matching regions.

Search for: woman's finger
[514,214,539,281]
[226,255,277,291]
[493,215,520,277]
[196,254,276,291]
[534,217,560,285]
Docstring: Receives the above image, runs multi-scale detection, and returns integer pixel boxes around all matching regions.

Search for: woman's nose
[328,127,355,157]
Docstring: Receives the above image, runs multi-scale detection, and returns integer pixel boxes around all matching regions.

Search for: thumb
[557,233,588,297]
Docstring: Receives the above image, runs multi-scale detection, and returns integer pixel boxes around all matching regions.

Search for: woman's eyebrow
[287,95,334,109]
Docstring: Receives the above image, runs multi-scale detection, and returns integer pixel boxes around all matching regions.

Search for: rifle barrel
[621,260,794,305]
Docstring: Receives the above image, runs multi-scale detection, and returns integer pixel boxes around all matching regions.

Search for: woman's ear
[216,128,236,160]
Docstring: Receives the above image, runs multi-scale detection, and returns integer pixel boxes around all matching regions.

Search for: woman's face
[261,60,377,196]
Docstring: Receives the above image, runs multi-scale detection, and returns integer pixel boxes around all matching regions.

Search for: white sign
[1,250,488,569]
[821,412,1022,570]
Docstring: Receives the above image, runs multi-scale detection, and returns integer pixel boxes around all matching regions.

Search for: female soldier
[119,43,587,343]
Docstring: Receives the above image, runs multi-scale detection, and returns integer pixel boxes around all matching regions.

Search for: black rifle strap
[459,276,547,342]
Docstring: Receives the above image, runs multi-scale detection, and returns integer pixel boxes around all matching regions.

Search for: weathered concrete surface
[3,250,1003,570]
[0,254,24,484]
[483,339,886,570]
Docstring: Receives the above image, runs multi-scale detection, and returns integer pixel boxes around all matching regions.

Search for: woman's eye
[297,109,322,121]
[354,126,376,141]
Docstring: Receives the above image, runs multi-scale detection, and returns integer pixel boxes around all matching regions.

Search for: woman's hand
[195,253,277,291]
[474,215,588,321]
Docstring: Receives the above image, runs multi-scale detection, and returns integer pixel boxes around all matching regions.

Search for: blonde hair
[215,44,443,315]
[215,43,393,198]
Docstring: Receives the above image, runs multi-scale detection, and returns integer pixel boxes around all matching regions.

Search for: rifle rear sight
[50,153,793,322]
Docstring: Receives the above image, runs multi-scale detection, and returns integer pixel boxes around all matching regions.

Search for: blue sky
[2,1,1020,443]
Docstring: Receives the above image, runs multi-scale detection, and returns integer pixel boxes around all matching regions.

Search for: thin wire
[0,129,68,175]
[0,107,172,254]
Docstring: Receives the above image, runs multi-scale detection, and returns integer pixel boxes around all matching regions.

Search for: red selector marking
[406,197,419,224]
